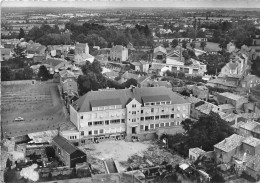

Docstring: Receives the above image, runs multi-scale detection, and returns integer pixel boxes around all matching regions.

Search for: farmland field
[1,81,75,138]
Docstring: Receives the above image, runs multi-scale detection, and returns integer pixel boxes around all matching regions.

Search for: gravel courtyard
[80,140,184,173]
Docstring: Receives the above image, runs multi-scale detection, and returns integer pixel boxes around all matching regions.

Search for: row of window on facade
[130,106,186,115]
[143,101,171,106]
[140,121,182,131]
[92,105,122,111]
[83,128,124,136]
[86,119,125,126]
[75,121,183,138]
[80,106,187,119]
[172,67,199,73]
[85,113,186,127]
[131,114,186,122]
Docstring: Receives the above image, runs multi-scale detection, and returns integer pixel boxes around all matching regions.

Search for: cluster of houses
[2,29,260,182]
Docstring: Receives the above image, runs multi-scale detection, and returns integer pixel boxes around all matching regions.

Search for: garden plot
[2,82,73,137]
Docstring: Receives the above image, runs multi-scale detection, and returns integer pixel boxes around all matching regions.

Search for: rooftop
[189,147,205,155]
[59,70,76,78]
[207,78,237,87]
[231,121,246,130]
[242,136,260,147]
[221,113,240,123]
[240,113,260,119]
[121,71,140,80]
[73,87,189,112]
[90,98,122,108]
[26,44,46,52]
[218,92,246,101]
[53,135,84,155]
[142,95,171,103]
[193,85,208,91]
[195,103,219,115]
[42,58,66,67]
[185,96,202,104]
[111,45,127,51]
[214,134,245,152]
[243,74,260,82]
[151,81,172,88]
[219,104,235,110]
[154,46,167,54]
[240,121,260,131]
[0,48,12,55]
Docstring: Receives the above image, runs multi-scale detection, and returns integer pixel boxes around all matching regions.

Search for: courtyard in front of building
[79,140,185,174]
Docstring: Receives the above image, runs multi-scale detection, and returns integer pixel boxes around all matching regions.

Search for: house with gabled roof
[66,87,190,144]
[110,45,128,62]
[41,58,69,74]
[153,46,167,62]
[1,48,13,61]
[217,92,248,110]
[214,134,246,164]
[52,135,86,168]
[26,44,46,55]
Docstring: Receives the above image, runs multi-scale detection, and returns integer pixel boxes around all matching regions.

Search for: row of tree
[209,20,257,49]
[67,22,153,48]
[77,60,138,96]
[1,66,33,81]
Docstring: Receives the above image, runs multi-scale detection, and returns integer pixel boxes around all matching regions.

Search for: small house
[52,135,86,168]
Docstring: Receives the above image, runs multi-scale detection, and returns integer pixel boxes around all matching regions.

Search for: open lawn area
[80,140,184,173]
[2,81,74,138]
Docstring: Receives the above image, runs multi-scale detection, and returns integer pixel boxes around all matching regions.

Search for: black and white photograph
[1,0,260,182]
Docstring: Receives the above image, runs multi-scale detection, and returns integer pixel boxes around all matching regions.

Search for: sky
[1,0,260,8]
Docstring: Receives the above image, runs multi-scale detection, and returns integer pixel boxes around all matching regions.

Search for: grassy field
[2,81,74,138]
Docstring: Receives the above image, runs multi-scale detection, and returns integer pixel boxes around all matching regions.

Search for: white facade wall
[69,99,190,139]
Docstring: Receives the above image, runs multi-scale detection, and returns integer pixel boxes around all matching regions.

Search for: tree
[162,41,169,48]
[177,72,185,79]
[171,39,179,48]
[182,50,190,61]
[26,26,44,41]
[200,41,207,50]
[86,34,108,48]
[185,112,234,151]
[23,66,34,80]
[251,56,260,77]
[81,61,94,75]
[122,78,138,88]
[13,44,26,59]
[182,40,188,49]
[1,66,15,81]
[38,65,50,80]
[218,38,227,50]
[197,30,206,38]
[77,75,92,95]
[190,41,196,49]
[18,28,25,39]
[92,60,103,74]
[75,33,87,43]
[181,118,195,132]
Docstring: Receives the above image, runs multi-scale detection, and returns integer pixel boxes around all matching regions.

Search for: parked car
[14,117,24,122]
